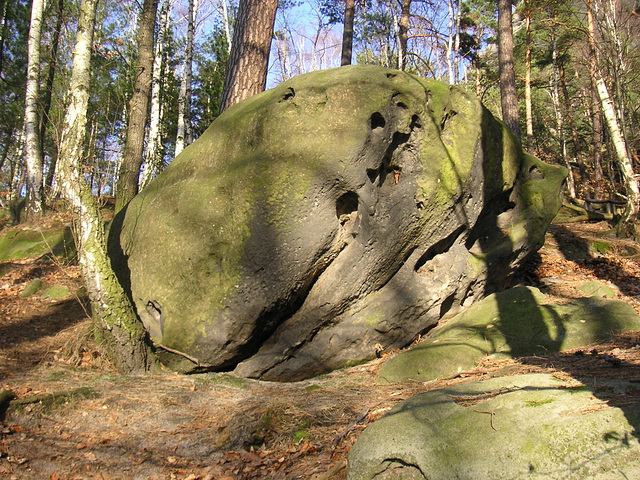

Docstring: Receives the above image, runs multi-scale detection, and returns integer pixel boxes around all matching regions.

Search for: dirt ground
[2,220,640,480]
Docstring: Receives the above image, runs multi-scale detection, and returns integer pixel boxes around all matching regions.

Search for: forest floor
[2,219,640,480]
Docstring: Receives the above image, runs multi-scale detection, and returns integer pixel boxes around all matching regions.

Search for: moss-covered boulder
[378,286,640,383]
[0,221,75,261]
[347,374,640,480]
[107,65,566,380]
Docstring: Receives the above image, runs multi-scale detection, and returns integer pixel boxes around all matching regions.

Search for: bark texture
[140,0,171,190]
[497,0,521,140]
[57,0,154,374]
[218,0,277,114]
[341,0,356,66]
[175,0,196,156]
[587,0,639,237]
[397,0,412,71]
[115,0,159,213]
[24,0,46,218]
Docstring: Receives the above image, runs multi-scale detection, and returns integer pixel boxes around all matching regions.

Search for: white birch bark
[446,0,454,84]
[221,0,232,54]
[57,0,153,373]
[175,0,198,156]
[587,0,639,233]
[140,0,172,190]
[24,0,47,217]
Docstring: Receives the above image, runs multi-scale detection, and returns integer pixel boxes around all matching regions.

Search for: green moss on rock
[378,286,640,383]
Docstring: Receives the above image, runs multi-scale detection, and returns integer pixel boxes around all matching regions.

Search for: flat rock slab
[348,374,640,480]
[378,286,640,383]
[0,222,75,262]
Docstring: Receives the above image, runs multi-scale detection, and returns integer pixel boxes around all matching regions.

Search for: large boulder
[347,374,640,480]
[107,65,566,381]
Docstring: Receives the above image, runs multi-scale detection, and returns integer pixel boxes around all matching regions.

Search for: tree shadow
[550,223,640,297]
[0,296,89,378]
[477,121,640,443]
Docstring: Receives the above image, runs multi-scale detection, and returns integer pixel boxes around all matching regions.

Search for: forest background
[1,0,638,214]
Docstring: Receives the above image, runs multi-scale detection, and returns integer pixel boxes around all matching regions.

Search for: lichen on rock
[107,65,566,381]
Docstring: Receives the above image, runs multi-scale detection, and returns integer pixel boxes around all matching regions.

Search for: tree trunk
[57,0,155,374]
[24,0,47,219]
[341,0,356,66]
[447,0,455,84]
[41,0,64,192]
[589,77,606,196]
[551,35,575,198]
[115,0,159,213]
[523,2,534,149]
[140,0,171,190]
[175,0,197,156]
[221,0,232,54]
[218,0,277,113]
[497,0,521,140]
[397,0,411,71]
[587,0,639,237]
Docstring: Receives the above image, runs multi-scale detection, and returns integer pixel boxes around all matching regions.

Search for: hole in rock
[370,112,386,130]
[414,225,466,272]
[439,292,456,318]
[336,191,359,225]
[529,165,544,180]
[367,168,379,184]
[280,87,295,102]
[440,109,457,130]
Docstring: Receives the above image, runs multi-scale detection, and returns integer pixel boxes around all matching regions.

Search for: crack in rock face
[107,65,567,381]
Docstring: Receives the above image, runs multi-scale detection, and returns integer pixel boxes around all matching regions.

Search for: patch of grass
[592,241,612,255]
[293,429,311,443]
[194,373,248,389]
[304,385,322,392]
[524,398,555,407]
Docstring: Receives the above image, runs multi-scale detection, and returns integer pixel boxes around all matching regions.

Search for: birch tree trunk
[115,0,159,213]
[587,0,639,237]
[24,0,47,219]
[57,0,154,373]
[219,0,277,113]
[140,0,171,190]
[175,0,197,156]
[523,2,534,149]
[447,0,455,84]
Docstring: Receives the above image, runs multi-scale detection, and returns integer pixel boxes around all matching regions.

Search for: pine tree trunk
[57,0,154,374]
[219,0,277,113]
[175,0,197,156]
[497,0,521,140]
[341,0,356,66]
[24,0,47,219]
[140,0,171,190]
[115,0,159,213]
